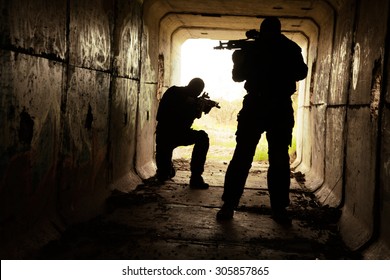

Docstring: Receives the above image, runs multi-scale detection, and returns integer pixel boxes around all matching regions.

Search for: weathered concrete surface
[338,0,389,252]
[108,78,140,191]
[328,0,355,106]
[113,0,142,79]
[379,54,390,252]
[0,51,62,240]
[0,0,149,258]
[340,107,377,250]
[315,0,356,208]
[316,107,345,206]
[59,67,111,222]
[349,1,388,105]
[304,105,325,190]
[108,0,143,191]
[294,7,334,192]
[0,0,67,60]
[32,161,358,260]
[69,0,113,70]
[109,1,142,191]
[135,82,158,179]
[363,103,390,258]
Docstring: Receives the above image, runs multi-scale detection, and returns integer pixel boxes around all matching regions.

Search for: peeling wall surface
[1,0,390,259]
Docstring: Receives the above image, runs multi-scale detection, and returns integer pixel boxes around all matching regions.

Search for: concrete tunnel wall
[0,0,158,257]
[0,0,390,259]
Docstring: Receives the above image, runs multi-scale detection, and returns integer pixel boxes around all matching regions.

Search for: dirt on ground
[31,157,362,260]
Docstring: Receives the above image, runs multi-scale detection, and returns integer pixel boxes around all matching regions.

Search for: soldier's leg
[222,138,259,206]
[266,127,292,225]
[216,104,263,219]
[217,131,261,220]
[189,130,209,177]
[175,129,209,188]
[266,132,291,209]
[155,136,175,181]
[222,109,263,205]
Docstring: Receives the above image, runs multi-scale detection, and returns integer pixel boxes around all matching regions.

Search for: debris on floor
[33,159,361,260]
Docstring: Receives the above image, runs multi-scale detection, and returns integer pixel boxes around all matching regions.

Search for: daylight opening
[173,38,298,163]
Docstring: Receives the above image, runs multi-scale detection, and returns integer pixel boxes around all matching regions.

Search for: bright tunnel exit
[176,38,299,162]
[180,39,246,102]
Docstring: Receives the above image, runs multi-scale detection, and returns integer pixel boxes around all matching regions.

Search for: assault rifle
[214,29,260,50]
[197,92,220,114]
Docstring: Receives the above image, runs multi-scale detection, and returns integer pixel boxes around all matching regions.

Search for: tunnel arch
[171,28,312,166]
[144,0,331,195]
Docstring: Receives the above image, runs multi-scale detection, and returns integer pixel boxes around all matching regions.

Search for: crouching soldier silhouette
[217,17,308,225]
[154,78,214,189]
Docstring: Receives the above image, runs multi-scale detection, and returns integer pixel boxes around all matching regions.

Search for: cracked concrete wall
[338,0,389,254]
[315,0,357,207]
[306,0,390,256]
[0,0,158,257]
[0,0,67,254]
[302,10,334,190]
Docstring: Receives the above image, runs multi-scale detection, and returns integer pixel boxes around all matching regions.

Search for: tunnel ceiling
[144,0,340,41]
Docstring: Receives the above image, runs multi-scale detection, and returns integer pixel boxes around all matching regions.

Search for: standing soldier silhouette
[217,17,308,225]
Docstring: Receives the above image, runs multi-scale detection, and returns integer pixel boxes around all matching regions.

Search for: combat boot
[216,203,235,221]
[189,175,209,189]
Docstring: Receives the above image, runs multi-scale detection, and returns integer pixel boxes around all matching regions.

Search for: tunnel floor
[34,159,361,260]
